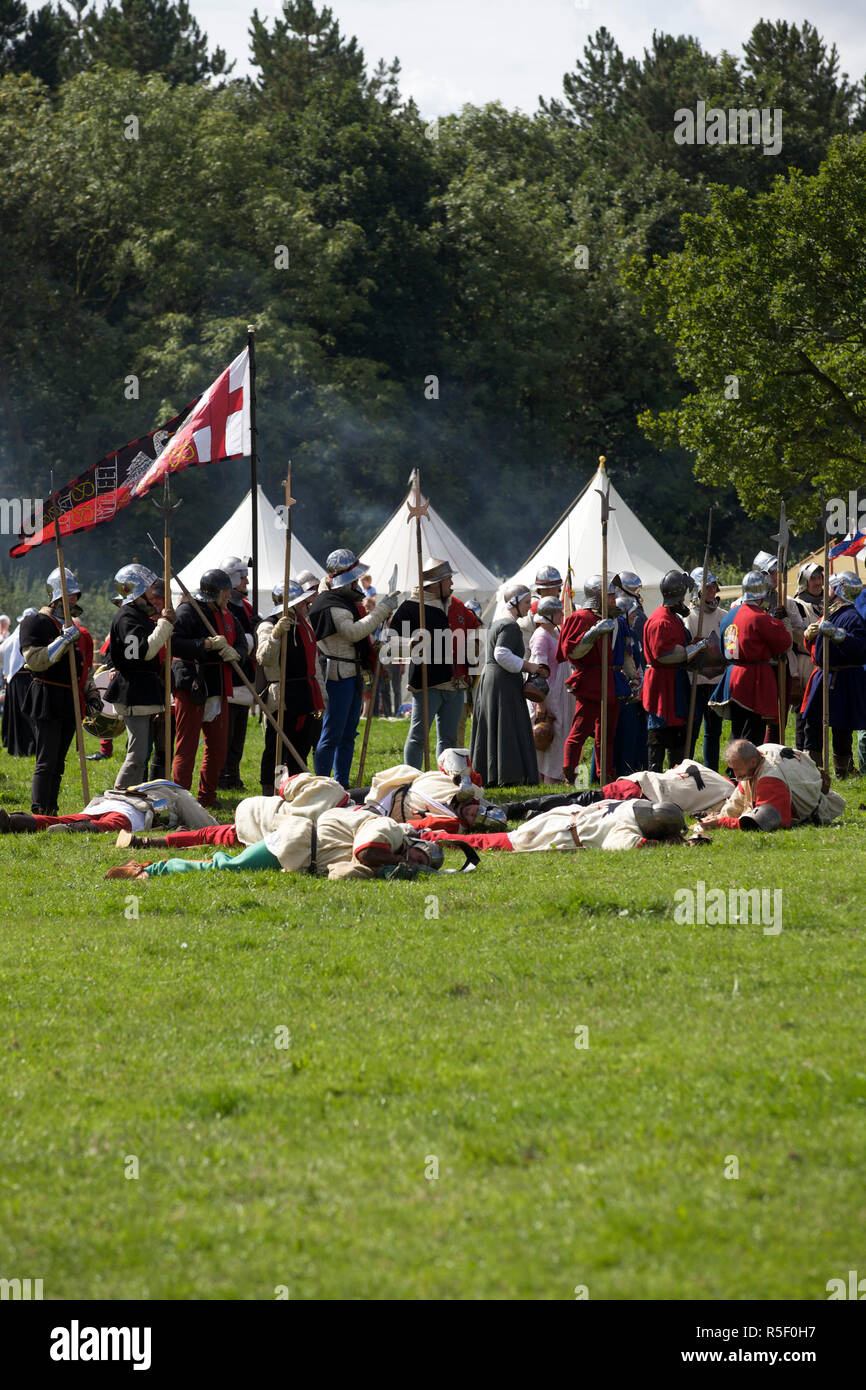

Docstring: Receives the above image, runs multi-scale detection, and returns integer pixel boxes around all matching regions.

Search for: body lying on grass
[0,781,216,836]
[698,741,845,833]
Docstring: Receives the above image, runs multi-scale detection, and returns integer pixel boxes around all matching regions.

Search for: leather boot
[0,809,39,833]
[115,829,170,850]
[833,755,849,779]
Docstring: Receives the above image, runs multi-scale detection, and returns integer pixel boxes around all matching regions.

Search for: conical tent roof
[498,463,682,614]
[174,486,323,617]
[360,491,500,605]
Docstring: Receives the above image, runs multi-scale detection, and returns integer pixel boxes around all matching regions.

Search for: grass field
[1,715,865,1300]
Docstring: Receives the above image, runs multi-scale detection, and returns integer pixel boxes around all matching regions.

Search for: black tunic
[105,604,163,708]
[19,610,82,721]
[1,668,36,755]
[470,618,538,787]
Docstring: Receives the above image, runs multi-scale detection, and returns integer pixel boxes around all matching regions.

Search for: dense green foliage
[2,5,864,591]
[1,716,864,1298]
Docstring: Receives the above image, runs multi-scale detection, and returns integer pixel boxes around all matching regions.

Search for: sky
[117,0,866,116]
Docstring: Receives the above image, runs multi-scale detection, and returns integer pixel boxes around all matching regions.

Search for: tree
[79,0,231,85]
[633,135,866,530]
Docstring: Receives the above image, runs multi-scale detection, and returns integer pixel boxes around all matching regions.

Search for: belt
[307,823,318,875]
[32,674,74,689]
[390,783,415,822]
[569,815,582,849]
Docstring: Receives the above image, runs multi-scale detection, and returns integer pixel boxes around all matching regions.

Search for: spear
[821,495,830,776]
[152,474,182,778]
[684,506,713,759]
[147,533,305,771]
[274,462,295,783]
[595,456,614,786]
[770,502,791,739]
[407,469,430,770]
[355,564,398,787]
[50,472,89,804]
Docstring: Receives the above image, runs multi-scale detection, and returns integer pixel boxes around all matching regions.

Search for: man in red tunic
[642,570,708,772]
[709,570,792,746]
[556,573,622,784]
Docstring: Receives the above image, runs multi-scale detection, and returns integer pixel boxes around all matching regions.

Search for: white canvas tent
[360,491,500,606]
[174,486,324,616]
[497,462,683,615]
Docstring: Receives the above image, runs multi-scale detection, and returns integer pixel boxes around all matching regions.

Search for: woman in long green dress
[470,585,542,787]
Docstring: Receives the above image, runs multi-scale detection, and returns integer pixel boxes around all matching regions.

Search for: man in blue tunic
[801,571,866,777]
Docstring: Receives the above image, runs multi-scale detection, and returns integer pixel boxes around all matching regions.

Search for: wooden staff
[147,534,305,770]
[153,474,182,778]
[684,506,713,758]
[407,469,430,770]
[355,564,398,786]
[595,456,613,786]
[50,481,89,803]
[771,502,790,738]
[274,464,295,782]
[821,496,830,776]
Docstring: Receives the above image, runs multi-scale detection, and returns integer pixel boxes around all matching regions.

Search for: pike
[596,456,614,787]
[407,469,430,770]
[355,564,398,786]
[770,501,791,737]
[146,533,306,771]
[821,493,831,776]
[684,506,713,759]
[151,474,182,778]
[50,470,89,803]
[274,462,295,782]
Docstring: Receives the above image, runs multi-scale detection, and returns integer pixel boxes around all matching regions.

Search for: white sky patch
[26,0,866,115]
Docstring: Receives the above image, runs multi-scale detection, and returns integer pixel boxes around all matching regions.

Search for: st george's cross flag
[128,347,251,499]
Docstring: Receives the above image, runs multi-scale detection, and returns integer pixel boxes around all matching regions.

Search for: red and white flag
[130,347,250,499]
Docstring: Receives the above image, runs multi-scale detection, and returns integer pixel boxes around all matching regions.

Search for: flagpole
[596,456,612,787]
[684,507,712,759]
[407,469,430,771]
[248,324,259,613]
[50,479,89,804]
[153,475,182,780]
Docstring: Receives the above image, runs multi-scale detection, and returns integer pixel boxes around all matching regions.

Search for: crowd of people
[0,540,856,876]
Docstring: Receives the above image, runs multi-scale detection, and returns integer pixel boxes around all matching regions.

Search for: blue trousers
[404,687,465,769]
[314,677,363,786]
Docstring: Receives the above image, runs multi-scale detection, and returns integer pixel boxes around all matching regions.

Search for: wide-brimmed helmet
[829,570,863,603]
[114,564,158,605]
[326,548,366,590]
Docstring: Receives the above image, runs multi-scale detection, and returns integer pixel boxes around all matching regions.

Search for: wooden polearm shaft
[51,491,89,804]
[275,464,295,782]
[147,534,306,771]
[684,507,713,759]
[822,497,830,776]
[596,457,613,787]
[407,469,430,771]
[772,502,790,738]
[153,474,182,779]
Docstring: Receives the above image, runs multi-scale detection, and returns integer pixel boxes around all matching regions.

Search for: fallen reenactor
[106,808,478,880]
[113,769,356,850]
[419,797,688,853]
[503,759,735,821]
[0,781,216,837]
[361,749,507,831]
[697,739,845,832]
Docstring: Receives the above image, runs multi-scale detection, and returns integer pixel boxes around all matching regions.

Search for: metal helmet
[197,568,233,601]
[659,570,691,606]
[83,708,126,740]
[534,564,562,589]
[797,562,823,590]
[618,570,643,597]
[741,569,773,606]
[475,797,508,831]
[272,579,306,609]
[689,565,719,590]
[465,599,483,618]
[114,564,158,605]
[829,570,863,603]
[632,801,686,840]
[739,803,783,833]
[753,550,778,575]
[504,582,532,610]
[325,548,366,590]
[219,555,250,588]
[295,569,321,595]
[616,594,637,617]
[536,595,563,622]
[583,573,619,612]
[46,567,81,604]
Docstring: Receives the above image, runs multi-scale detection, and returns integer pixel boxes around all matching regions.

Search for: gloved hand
[273,614,294,639]
[772,606,788,620]
[218,644,240,662]
[589,618,616,639]
[208,634,236,658]
[380,592,400,615]
[62,624,81,643]
[817,619,846,643]
[46,625,81,663]
[803,622,820,645]
[685,639,708,662]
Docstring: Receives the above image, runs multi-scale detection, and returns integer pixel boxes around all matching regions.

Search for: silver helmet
[689,566,720,609]
[534,564,562,589]
[219,555,250,589]
[583,573,620,613]
[325,548,366,590]
[295,569,321,595]
[616,594,637,617]
[753,550,778,576]
[114,564,158,605]
[465,599,483,618]
[829,570,863,603]
[272,579,307,609]
[632,801,686,840]
[797,562,823,590]
[618,570,643,597]
[46,567,81,604]
[741,569,773,606]
[536,595,563,622]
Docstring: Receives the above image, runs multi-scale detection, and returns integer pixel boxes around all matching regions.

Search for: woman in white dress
[528,596,575,783]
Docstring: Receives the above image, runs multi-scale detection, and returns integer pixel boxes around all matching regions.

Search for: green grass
[1,715,865,1300]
